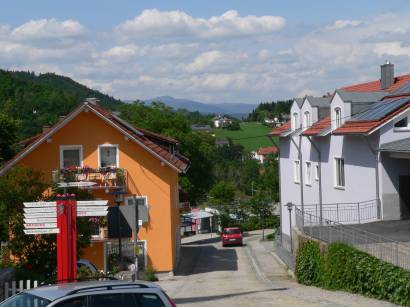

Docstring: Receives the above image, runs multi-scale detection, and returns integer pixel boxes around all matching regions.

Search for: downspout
[268,135,282,244]
[306,136,323,223]
[291,136,304,215]
[362,135,381,219]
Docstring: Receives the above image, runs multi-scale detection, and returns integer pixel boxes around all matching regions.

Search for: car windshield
[0,293,51,307]
[224,229,241,234]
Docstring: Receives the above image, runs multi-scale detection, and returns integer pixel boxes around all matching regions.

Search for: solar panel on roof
[353,97,409,121]
[393,82,410,95]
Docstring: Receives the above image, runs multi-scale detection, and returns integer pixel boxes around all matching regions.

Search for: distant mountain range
[143,96,257,118]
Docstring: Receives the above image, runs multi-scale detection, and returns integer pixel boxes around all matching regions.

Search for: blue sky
[1,1,410,103]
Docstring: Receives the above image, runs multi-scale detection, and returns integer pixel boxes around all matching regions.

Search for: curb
[268,250,296,280]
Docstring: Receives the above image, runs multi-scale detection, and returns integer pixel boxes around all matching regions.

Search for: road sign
[77,206,109,212]
[24,207,56,213]
[24,223,57,229]
[77,200,108,206]
[58,182,96,188]
[24,212,57,218]
[24,228,60,235]
[24,218,57,224]
[24,201,56,208]
[77,211,108,217]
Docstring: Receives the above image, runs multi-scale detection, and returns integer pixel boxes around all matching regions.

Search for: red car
[221,227,243,247]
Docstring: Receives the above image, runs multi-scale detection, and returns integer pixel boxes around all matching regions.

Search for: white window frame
[314,164,319,181]
[304,111,311,129]
[98,144,119,168]
[59,145,83,169]
[334,157,345,189]
[292,113,299,130]
[335,107,342,128]
[305,161,312,186]
[294,160,300,184]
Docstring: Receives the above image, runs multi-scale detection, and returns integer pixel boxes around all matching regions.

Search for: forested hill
[0,70,123,138]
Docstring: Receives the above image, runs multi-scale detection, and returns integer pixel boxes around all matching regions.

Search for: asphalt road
[158,231,397,307]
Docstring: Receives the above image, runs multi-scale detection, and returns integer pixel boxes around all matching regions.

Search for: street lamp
[286,202,293,253]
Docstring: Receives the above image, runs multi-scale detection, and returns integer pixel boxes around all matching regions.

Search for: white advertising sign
[24,223,57,229]
[24,212,57,218]
[77,200,108,207]
[77,211,108,217]
[24,207,56,213]
[24,218,57,224]
[23,201,56,208]
[77,206,108,212]
[24,228,60,235]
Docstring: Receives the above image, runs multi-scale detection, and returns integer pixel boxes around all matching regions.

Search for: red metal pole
[57,194,69,282]
[69,194,77,280]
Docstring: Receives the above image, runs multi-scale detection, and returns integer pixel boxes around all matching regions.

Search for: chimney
[85,97,99,105]
[381,61,394,90]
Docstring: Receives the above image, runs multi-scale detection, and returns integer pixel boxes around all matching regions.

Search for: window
[292,113,299,130]
[315,164,319,181]
[305,162,311,185]
[55,296,87,307]
[335,157,345,188]
[60,145,82,169]
[394,117,408,129]
[335,108,342,128]
[99,144,119,167]
[1,293,50,307]
[294,160,300,183]
[304,111,311,129]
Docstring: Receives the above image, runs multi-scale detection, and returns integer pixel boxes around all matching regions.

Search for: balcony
[52,166,127,190]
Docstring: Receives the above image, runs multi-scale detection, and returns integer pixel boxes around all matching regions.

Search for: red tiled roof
[270,121,290,136]
[341,74,410,93]
[0,102,189,175]
[257,146,278,155]
[333,100,410,135]
[302,116,331,136]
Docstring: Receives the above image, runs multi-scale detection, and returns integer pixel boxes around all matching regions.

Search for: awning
[183,211,213,220]
[379,138,410,153]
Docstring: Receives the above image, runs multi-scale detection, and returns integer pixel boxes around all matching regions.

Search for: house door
[399,176,410,219]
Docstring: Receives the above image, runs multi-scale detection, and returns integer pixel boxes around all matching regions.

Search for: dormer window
[292,113,299,130]
[304,111,311,129]
[335,108,342,128]
[394,116,410,131]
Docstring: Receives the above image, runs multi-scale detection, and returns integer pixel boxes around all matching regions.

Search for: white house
[251,146,278,164]
[213,115,232,128]
[271,62,410,250]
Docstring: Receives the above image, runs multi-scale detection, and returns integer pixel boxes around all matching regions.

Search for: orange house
[0,99,189,273]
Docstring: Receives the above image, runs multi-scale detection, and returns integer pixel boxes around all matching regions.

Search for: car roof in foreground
[224,227,241,230]
[24,280,161,301]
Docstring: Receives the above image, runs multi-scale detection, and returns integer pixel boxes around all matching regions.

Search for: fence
[1,280,38,302]
[295,207,410,270]
[302,199,378,224]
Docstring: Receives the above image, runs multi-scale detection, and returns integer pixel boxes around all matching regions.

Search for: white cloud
[374,42,410,57]
[11,18,85,41]
[116,9,285,40]
[326,19,362,30]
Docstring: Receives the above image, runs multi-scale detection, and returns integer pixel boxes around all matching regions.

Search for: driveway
[157,231,397,307]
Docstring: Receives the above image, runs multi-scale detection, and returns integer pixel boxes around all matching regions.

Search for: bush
[141,266,158,281]
[295,241,322,286]
[295,241,410,306]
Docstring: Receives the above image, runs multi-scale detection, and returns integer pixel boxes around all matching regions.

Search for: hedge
[295,241,410,306]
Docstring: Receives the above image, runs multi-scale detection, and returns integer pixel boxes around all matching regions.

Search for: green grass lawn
[213,122,275,151]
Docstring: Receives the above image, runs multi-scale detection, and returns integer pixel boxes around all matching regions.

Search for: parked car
[221,227,243,247]
[0,280,177,307]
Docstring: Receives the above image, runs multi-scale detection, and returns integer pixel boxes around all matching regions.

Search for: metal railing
[302,199,378,224]
[295,207,410,270]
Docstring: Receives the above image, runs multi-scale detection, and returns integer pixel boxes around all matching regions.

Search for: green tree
[208,181,236,207]
[0,113,19,163]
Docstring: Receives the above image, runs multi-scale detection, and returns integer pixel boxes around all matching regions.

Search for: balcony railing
[52,166,127,190]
